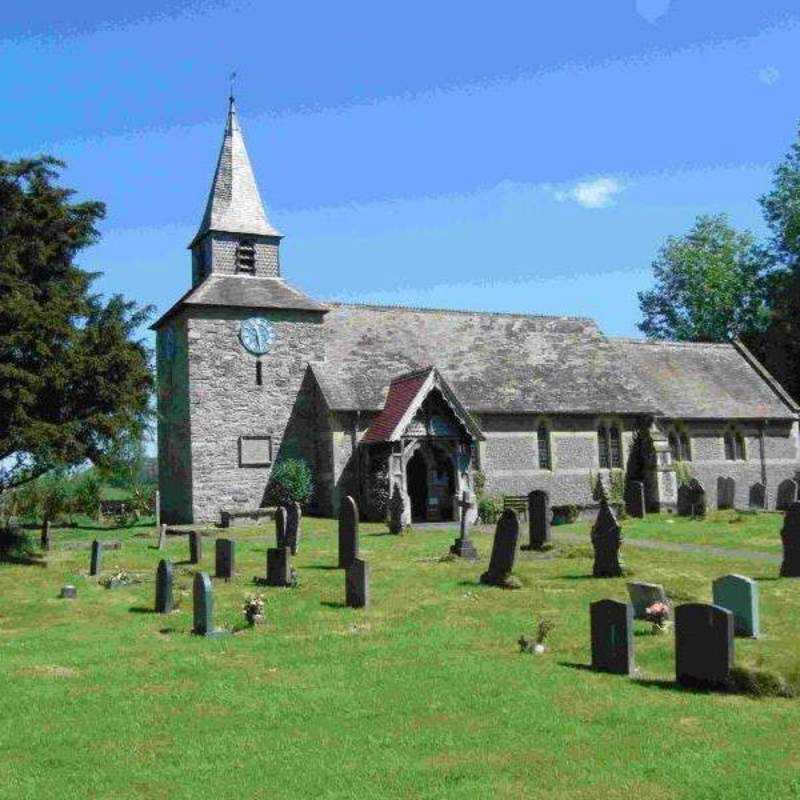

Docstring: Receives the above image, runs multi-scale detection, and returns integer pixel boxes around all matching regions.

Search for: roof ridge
[612,337,734,348]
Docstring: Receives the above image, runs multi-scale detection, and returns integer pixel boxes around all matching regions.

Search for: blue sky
[2,1,799,340]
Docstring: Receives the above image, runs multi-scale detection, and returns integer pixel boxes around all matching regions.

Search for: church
[154,99,800,525]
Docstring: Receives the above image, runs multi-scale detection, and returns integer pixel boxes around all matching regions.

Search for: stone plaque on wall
[239,435,272,467]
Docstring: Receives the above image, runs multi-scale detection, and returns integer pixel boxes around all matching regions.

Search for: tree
[637,214,770,342]
[0,157,153,492]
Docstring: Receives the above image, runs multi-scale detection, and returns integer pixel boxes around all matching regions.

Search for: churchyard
[2,508,800,799]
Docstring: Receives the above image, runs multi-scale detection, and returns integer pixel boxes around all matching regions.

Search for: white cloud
[636,0,671,24]
[555,176,624,209]
[758,66,781,86]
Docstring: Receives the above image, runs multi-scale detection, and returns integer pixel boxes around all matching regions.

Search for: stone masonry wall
[191,232,280,285]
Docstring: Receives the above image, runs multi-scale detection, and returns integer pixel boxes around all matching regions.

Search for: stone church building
[155,100,800,525]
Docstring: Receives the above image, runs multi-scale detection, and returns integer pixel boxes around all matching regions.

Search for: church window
[598,424,622,469]
[236,240,256,273]
[597,427,610,469]
[609,426,622,468]
[537,424,552,470]
[724,428,746,461]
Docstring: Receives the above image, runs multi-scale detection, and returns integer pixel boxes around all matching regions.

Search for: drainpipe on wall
[759,421,768,502]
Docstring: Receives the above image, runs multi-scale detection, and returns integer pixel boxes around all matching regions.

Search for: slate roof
[151,276,327,329]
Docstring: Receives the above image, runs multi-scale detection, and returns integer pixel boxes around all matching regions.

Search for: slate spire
[191,96,281,246]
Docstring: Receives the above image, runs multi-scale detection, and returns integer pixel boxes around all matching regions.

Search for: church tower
[189,96,283,285]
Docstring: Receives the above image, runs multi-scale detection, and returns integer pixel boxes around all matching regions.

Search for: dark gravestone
[677,479,706,517]
[345,558,369,608]
[480,509,521,588]
[626,581,670,620]
[590,599,634,675]
[388,485,404,535]
[267,547,293,587]
[215,538,235,580]
[522,490,551,550]
[275,506,288,549]
[776,479,799,512]
[624,481,645,519]
[188,531,202,565]
[89,540,103,576]
[40,519,51,551]
[712,574,759,638]
[716,476,735,510]
[591,499,623,578]
[675,603,734,689]
[286,502,302,555]
[59,584,77,599]
[450,492,478,559]
[338,495,359,569]
[749,482,766,510]
[192,572,216,637]
[155,559,174,613]
[780,502,800,578]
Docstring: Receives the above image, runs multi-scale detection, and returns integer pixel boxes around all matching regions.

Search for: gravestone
[267,547,293,587]
[677,479,706,517]
[155,559,174,613]
[779,501,800,578]
[275,506,288,549]
[192,572,221,637]
[522,490,551,550]
[157,523,167,550]
[215,538,235,580]
[712,574,759,638]
[749,482,766,510]
[716,476,735,510]
[188,531,202,565]
[388,485,404,535]
[59,584,77,599]
[776,478,799,512]
[480,509,521,588]
[590,599,634,675]
[626,581,670,620]
[591,499,623,577]
[338,495,359,569]
[286,502,302,555]
[89,540,103,576]
[345,558,369,608]
[675,603,734,689]
[154,489,161,528]
[40,519,51,551]
[624,480,645,519]
[450,492,478,559]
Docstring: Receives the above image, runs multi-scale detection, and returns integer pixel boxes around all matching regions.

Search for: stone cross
[780,501,800,578]
[192,572,215,636]
[712,574,759,638]
[590,599,634,675]
[275,506,288,549]
[338,495,360,569]
[155,559,174,614]
[450,491,478,559]
[388,485,404,535]
[157,524,167,550]
[286,502,302,555]
[215,538,235,580]
[267,546,293,587]
[89,540,103,576]
[188,531,202,565]
[625,582,670,620]
[480,508,521,588]
[591,498,623,577]
[624,480,645,519]
[675,603,734,689]
[522,490,551,550]
[345,558,369,608]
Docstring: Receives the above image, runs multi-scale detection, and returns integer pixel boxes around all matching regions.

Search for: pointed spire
[192,97,281,245]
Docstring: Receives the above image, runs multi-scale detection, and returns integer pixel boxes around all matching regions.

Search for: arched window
[734,431,746,461]
[597,427,610,469]
[679,432,692,462]
[724,430,735,461]
[724,428,746,461]
[537,423,552,470]
[236,240,256,273]
[597,423,623,469]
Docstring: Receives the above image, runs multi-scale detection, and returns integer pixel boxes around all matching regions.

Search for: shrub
[726,667,795,699]
[473,469,487,499]
[674,460,693,487]
[72,472,102,520]
[478,495,503,525]
[266,459,314,507]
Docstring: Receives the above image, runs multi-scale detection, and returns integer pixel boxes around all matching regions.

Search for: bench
[502,496,528,521]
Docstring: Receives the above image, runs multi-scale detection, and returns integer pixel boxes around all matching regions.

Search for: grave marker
[59,585,77,599]
[716,476,735,510]
[192,572,223,637]
[677,479,706,517]
[40,519,51,551]
[712,574,759,638]
[345,558,369,608]
[522,490,551,550]
[155,559,174,613]
[776,478,799,512]
[590,599,634,675]
[188,531,202,565]
[779,502,800,578]
[157,523,167,550]
[89,540,103,576]
[338,495,359,569]
[388,485,404,535]
[624,480,645,519]
[480,509,521,588]
[267,547,293,587]
[591,498,623,578]
[749,482,766,510]
[154,489,161,528]
[675,603,734,689]
[450,491,478,559]
[286,502,302,555]
[626,582,670,620]
[275,506,288,549]
[215,538,235,580]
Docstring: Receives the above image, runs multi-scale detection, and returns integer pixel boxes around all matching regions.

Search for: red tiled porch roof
[362,367,434,444]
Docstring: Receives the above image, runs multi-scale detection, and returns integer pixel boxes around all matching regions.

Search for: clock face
[239,317,275,355]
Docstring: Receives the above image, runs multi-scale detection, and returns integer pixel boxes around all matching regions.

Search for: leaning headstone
[345,558,369,608]
[675,603,734,689]
[266,546,293,587]
[215,538,235,580]
[522,490,551,550]
[89,540,103,576]
[590,599,634,675]
[157,523,167,550]
[286,502,302,555]
[591,498,623,577]
[624,481,645,519]
[779,502,800,578]
[626,581,670,620]
[275,506,288,549]
[677,479,706,517]
[192,572,223,637]
[155,559,174,613]
[716,476,735,510]
[59,584,77,599]
[712,574,759,638]
[338,495,359,569]
[749,482,766,510]
[450,491,478,559]
[188,531,202,565]
[480,509,521,588]
[776,479,799,512]
[388,485,405,535]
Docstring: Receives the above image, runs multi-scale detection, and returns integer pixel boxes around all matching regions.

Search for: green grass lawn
[2,517,799,800]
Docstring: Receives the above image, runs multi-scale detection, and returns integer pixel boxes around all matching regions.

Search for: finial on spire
[229,71,237,106]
